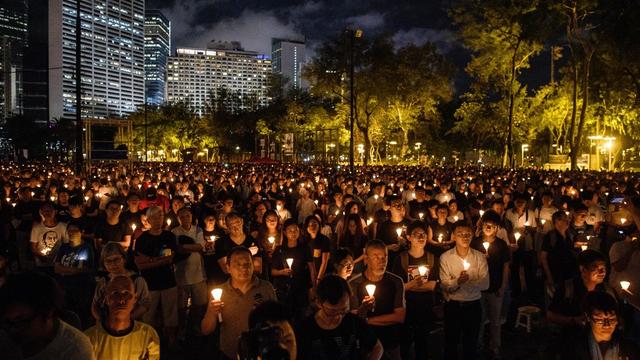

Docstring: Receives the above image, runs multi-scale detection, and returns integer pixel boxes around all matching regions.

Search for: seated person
[85,275,160,360]
[562,291,640,359]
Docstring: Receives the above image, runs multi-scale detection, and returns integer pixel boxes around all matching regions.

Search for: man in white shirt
[171,207,207,340]
[439,220,489,360]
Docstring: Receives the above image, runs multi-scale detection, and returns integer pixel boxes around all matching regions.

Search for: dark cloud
[147,0,458,56]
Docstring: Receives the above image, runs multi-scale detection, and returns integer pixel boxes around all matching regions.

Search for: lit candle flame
[479,210,485,217]
[514,232,521,241]
[396,228,402,237]
[166,219,172,227]
[621,218,627,225]
[366,218,373,226]
[540,219,546,225]
[419,213,424,220]
[438,234,443,243]
[581,245,587,251]
[418,266,428,277]
[483,242,489,251]
[453,215,459,221]
[211,288,224,322]
[286,258,294,269]
[131,223,137,232]
[268,236,275,244]
[463,259,470,271]
[365,284,376,297]
[620,281,631,291]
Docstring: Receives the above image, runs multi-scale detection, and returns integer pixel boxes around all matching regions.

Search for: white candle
[438,234,443,243]
[581,245,587,251]
[514,232,521,241]
[267,236,275,244]
[419,213,424,220]
[286,258,294,269]
[621,218,627,225]
[479,210,485,217]
[418,265,428,277]
[166,219,172,227]
[211,288,223,322]
[314,199,318,205]
[483,242,490,251]
[365,284,376,297]
[586,235,591,241]
[463,259,470,271]
[524,221,530,227]
[620,281,631,291]
[464,191,468,196]
[453,215,459,221]
[540,219,546,225]
[50,196,55,202]
[131,223,137,232]
[367,218,373,226]
[374,194,379,200]
[396,228,402,237]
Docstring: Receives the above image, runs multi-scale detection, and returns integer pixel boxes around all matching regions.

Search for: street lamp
[204,148,209,162]
[521,144,529,167]
[603,137,615,171]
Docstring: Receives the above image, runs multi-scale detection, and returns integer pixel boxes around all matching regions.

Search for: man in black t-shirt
[541,210,578,296]
[349,240,405,360]
[298,275,382,360]
[376,196,410,269]
[133,206,178,347]
[94,200,133,250]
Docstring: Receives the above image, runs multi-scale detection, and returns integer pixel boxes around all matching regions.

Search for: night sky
[146,0,458,56]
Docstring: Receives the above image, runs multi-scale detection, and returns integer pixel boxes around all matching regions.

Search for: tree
[451,0,544,167]
[380,43,454,157]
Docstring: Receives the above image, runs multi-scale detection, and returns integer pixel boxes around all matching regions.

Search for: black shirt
[308,233,331,274]
[470,237,511,293]
[272,242,313,290]
[202,228,227,284]
[94,219,131,245]
[133,230,177,291]
[296,313,378,360]
[391,250,436,324]
[348,272,405,349]
[542,230,578,285]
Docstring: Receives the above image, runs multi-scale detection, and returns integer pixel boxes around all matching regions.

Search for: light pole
[521,144,529,167]
[603,137,615,171]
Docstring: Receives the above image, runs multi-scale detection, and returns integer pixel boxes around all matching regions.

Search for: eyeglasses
[455,232,474,238]
[411,232,427,238]
[591,316,617,326]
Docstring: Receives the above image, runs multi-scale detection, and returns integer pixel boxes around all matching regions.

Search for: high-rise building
[144,9,170,106]
[167,41,272,116]
[24,0,145,122]
[271,37,306,92]
[0,0,28,121]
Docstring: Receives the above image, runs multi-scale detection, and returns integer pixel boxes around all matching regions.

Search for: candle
[396,228,402,237]
[620,281,631,291]
[479,210,485,217]
[365,284,376,297]
[565,211,570,216]
[11,202,16,207]
[621,218,627,225]
[131,223,137,232]
[540,219,546,225]
[211,288,224,322]
[453,215,459,221]
[166,219,172,227]
[335,209,340,216]
[483,242,490,251]
[84,196,89,202]
[5,197,9,202]
[463,259,470,271]
[586,235,591,241]
[464,191,468,196]
[286,258,294,269]
[418,265,428,277]
[367,218,373,226]
[208,235,216,243]
[374,194,379,200]
[581,245,587,251]
[524,221,530,227]
[50,196,55,202]
[438,233,443,243]
[314,199,318,205]
[267,236,275,244]
[514,232,521,241]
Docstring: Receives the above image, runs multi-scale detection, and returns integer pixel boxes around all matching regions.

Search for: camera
[237,325,290,360]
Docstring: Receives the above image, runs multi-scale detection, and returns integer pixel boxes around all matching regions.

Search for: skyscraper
[0,0,28,121]
[271,38,306,92]
[144,9,170,106]
[167,41,272,116]
[24,0,145,122]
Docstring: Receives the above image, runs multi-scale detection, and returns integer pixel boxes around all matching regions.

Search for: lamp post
[603,137,615,171]
[521,144,529,167]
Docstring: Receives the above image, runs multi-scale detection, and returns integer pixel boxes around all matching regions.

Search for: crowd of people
[0,162,639,360]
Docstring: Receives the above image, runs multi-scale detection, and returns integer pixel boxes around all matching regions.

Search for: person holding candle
[214,213,263,277]
[119,193,143,237]
[406,186,430,222]
[339,213,369,269]
[94,200,133,251]
[470,210,511,358]
[54,224,95,329]
[547,250,616,357]
[201,246,276,360]
[439,220,489,360]
[428,203,454,253]
[133,206,179,347]
[201,212,226,286]
[297,275,383,360]
[541,210,579,299]
[30,201,68,275]
[304,215,331,283]
[328,248,355,280]
[171,207,208,342]
[377,196,410,269]
[608,232,640,345]
[348,240,406,360]
[504,194,537,300]
[271,219,316,322]
[85,275,160,360]
[535,191,558,234]
[391,221,438,360]
[255,209,281,281]
[447,199,464,223]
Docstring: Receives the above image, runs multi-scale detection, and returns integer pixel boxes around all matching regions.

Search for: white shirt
[30,221,69,267]
[439,247,489,301]
[171,225,206,285]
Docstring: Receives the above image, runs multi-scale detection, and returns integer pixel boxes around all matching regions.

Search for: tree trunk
[364,130,371,166]
[571,48,594,170]
[505,38,522,168]
[401,128,409,158]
